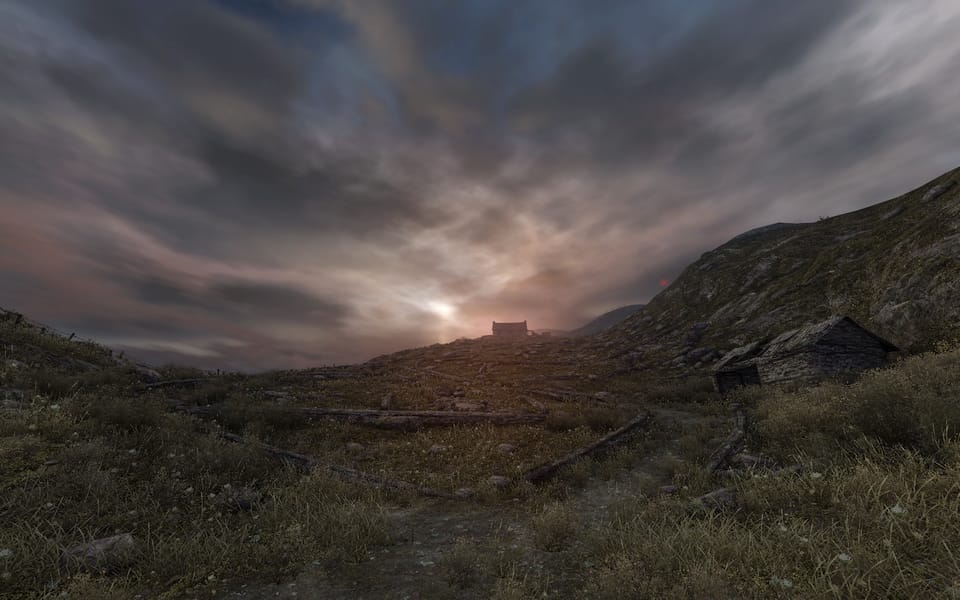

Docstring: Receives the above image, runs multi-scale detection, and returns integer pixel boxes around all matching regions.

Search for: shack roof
[713,341,764,372]
[760,315,897,358]
[713,315,898,373]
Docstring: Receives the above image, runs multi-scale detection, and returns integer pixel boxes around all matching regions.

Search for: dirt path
[220,406,728,599]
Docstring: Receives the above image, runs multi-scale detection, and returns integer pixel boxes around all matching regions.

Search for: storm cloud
[2,0,960,370]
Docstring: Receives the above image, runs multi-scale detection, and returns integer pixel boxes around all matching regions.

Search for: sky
[2,0,960,371]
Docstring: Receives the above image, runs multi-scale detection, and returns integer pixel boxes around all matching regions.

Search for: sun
[427,300,456,319]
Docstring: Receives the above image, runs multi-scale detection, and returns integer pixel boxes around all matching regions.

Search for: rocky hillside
[597,166,960,373]
[570,304,645,336]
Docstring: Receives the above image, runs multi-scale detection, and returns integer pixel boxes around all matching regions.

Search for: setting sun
[427,300,456,319]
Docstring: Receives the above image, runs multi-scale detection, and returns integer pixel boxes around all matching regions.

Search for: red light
[659,279,669,287]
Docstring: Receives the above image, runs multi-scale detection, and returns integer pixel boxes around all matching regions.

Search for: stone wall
[758,352,819,384]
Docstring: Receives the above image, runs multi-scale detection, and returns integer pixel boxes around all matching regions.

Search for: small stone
[488,475,511,489]
[691,488,738,512]
[380,393,394,410]
[61,534,138,573]
[454,488,475,499]
[427,444,449,454]
[215,486,261,511]
[593,391,610,401]
[0,548,12,559]
[658,485,678,495]
[497,443,518,454]
[453,401,481,411]
[345,443,365,454]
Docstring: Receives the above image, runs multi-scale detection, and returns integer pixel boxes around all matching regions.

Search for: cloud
[2,0,960,369]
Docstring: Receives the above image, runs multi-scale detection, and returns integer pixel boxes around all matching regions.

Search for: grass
[4,308,960,598]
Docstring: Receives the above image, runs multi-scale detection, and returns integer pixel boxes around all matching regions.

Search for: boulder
[133,364,163,383]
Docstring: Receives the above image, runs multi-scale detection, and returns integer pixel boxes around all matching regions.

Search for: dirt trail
[220,406,728,599]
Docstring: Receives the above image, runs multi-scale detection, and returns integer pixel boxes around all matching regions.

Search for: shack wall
[758,352,820,384]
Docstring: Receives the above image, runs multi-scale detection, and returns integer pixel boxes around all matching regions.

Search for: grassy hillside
[597,166,960,374]
[571,304,646,337]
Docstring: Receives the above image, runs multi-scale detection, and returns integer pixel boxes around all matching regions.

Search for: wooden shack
[712,341,764,393]
[492,320,529,337]
[713,316,898,393]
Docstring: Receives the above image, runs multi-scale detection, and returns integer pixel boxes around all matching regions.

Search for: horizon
[3,1,960,370]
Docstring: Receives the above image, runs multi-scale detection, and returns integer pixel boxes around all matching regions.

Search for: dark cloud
[2,0,959,369]
[510,0,861,166]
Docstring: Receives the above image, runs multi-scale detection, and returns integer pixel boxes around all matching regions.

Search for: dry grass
[5,312,960,598]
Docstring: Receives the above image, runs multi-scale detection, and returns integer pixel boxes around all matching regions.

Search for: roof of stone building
[713,315,898,372]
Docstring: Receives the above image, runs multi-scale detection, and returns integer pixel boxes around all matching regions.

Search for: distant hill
[595,166,960,374]
[570,304,646,336]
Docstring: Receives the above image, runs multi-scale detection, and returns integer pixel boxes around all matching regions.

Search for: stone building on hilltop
[713,315,898,394]
[492,321,529,337]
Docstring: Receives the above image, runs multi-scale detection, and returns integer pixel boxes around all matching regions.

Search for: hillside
[597,167,960,373]
[570,304,646,336]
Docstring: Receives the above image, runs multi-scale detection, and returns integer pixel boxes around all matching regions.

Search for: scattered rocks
[488,475,511,489]
[691,488,738,512]
[497,443,518,454]
[61,534,138,573]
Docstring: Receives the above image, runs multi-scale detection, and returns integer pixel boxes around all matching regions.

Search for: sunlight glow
[427,300,456,319]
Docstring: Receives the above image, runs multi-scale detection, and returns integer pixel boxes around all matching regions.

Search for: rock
[380,393,394,410]
[922,180,956,202]
[427,444,449,454]
[497,443,518,454]
[691,488,738,512]
[453,401,482,412]
[452,389,465,397]
[685,347,716,362]
[133,364,163,384]
[4,359,25,370]
[61,534,138,573]
[345,443,365,454]
[215,486,261,511]
[774,464,804,476]
[263,390,289,399]
[593,391,610,401]
[488,475,511,489]
[729,453,778,468]
[0,389,26,410]
[659,485,679,495]
[454,488,476,499]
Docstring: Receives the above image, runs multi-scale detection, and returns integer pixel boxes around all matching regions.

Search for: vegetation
[3,299,960,598]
